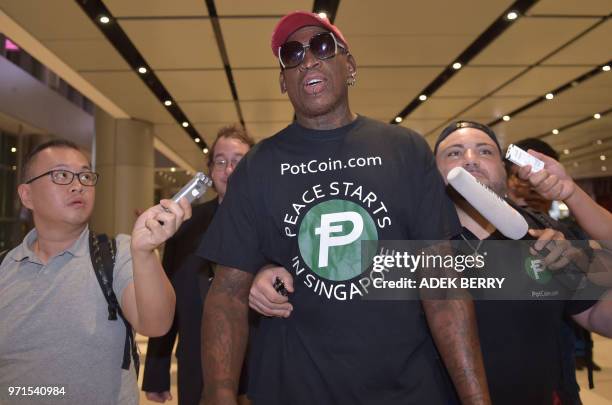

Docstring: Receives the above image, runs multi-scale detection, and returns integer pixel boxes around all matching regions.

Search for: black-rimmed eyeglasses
[278,31,347,70]
[25,170,99,186]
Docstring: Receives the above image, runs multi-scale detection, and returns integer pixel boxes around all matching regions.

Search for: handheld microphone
[447,167,528,240]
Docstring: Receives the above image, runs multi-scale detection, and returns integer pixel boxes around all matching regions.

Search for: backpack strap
[89,232,140,376]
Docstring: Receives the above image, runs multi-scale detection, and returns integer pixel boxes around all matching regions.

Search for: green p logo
[524,256,552,284]
[298,199,378,281]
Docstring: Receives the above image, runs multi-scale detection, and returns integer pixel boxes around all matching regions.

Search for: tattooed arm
[201,266,253,405]
[422,299,491,405]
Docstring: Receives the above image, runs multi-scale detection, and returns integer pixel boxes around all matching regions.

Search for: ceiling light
[452,62,462,70]
[552,129,559,135]
[603,65,611,72]
[99,16,110,24]
[602,166,607,171]
[502,115,510,122]
[195,138,200,143]
[545,93,554,100]
[563,149,570,155]
[573,162,579,167]
[394,116,403,123]
[506,11,519,20]
[593,113,601,119]
[317,12,328,19]
[182,122,189,127]
[596,139,602,145]
[203,148,209,154]
[137,66,147,74]
[418,94,427,101]
[10,147,16,153]
[601,155,606,161]
[164,100,172,106]
[170,167,176,172]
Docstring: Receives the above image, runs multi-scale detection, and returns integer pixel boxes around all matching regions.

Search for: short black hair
[434,120,502,155]
[23,139,83,182]
[514,138,559,160]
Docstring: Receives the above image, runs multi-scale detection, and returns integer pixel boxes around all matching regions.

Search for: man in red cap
[197,11,490,405]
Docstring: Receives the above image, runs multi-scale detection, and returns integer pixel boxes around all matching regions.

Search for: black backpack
[88,232,140,376]
[0,234,139,376]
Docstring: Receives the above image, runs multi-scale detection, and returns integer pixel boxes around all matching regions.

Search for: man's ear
[346,53,357,76]
[17,184,33,210]
[279,70,287,94]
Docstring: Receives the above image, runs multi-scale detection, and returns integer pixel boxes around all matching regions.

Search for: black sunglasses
[278,31,346,70]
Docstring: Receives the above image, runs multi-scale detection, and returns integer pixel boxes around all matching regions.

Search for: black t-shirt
[198,116,461,404]
[460,204,597,405]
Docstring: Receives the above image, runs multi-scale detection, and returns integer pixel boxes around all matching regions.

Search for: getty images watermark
[358,240,608,301]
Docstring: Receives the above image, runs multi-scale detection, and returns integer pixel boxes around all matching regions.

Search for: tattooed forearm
[423,299,491,405]
[201,266,253,404]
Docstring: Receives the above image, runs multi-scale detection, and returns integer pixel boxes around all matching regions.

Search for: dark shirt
[461,204,598,405]
[142,199,218,405]
[198,116,461,405]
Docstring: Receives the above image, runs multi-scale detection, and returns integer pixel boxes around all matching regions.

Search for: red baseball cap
[271,11,349,57]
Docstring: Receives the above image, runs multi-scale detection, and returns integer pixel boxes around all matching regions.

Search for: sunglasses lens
[310,33,336,60]
[280,41,304,68]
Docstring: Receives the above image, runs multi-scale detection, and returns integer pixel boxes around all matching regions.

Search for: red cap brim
[271,11,348,57]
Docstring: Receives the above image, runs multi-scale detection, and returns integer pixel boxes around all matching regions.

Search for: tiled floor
[137,334,612,405]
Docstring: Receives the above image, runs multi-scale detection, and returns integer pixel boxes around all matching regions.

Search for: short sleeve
[407,134,461,240]
[564,276,606,315]
[113,234,134,301]
[196,158,267,274]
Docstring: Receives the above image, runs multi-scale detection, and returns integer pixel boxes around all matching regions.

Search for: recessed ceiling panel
[461,96,534,122]
[348,35,472,66]
[44,38,131,71]
[544,20,612,66]
[401,118,448,137]
[436,67,524,97]
[120,19,222,69]
[410,97,479,120]
[216,0,311,16]
[221,18,279,68]
[82,71,174,124]
[494,116,579,145]
[157,70,233,102]
[495,66,591,97]
[528,0,611,16]
[338,0,513,36]
[105,0,207,17]
[471,18,595,65]
[0,0,101,40]
[181,101,239,123]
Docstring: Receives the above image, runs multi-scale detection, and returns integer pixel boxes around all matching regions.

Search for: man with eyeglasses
[0,139,190,404]
[143,125,254,405]
[197,11,490,405]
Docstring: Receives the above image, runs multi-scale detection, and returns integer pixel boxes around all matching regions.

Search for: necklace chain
[460,234,483,255]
